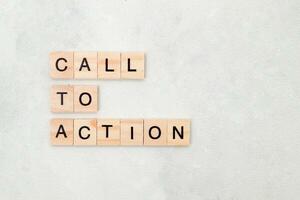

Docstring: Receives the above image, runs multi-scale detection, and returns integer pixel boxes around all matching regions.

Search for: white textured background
[0,0,299,199]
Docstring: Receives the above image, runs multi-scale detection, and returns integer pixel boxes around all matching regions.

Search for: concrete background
[0,0,299,199]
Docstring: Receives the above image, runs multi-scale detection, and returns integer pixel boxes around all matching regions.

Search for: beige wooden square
[120,119,144,146]
[74,119,97,146]
[167,119,191,146]
[121,52,145,79]
[51,85,73,113]
[74,52,98,79]
[144,119,167,146]
[50,119,74,146]
[74,85,98,113]
[98,52,121,79]
[50,51,74,79]
[97,119,120,145]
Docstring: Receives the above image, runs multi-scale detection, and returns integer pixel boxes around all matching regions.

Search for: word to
[51,85,98,113]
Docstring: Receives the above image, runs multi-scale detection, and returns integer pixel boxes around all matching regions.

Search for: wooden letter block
[167,119,190,146]
[98,52,121,79]
[50,119,73,145]
[74,85,98,113]
[97,119,120,145]
[144,119,167,146]
[50,51,74,79]
[74,119,97,146]
[51,85,73,112]
[121,52,145,79]
[120,119,144,146]
[74,52,98,79]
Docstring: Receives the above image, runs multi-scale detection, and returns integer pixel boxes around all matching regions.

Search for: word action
[51,119,190,146]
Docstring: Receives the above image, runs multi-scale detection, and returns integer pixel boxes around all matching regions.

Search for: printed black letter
[79,126,90,139]
[56,58,68,71]
[79,92,92,106]
[105,58,114,72]
[149,126,161,139]
[79,58,91,71]
[56,125,67,138]
[56,92,67,105]
[127,58,136,72]
[173,126,184,139]
[102,125,113,138]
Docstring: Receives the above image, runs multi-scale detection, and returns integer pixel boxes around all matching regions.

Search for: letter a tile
[74,52,97,79]
[50,119,73,145]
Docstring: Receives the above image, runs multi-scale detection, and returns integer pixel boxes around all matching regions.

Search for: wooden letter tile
[51,85,73,113]
[74,85,98,113]
[144,119,167,146]
[98,52,121,79]
[50,51,74,79]
[97,119,120,145]
[167,119,191,146]
[74,52,98,79]
[50,119,73,145]
[121,52,145,79]
[120,119,144,146]
[74,119,97,146]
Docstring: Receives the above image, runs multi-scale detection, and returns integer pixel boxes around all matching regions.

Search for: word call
[50,51,144,79]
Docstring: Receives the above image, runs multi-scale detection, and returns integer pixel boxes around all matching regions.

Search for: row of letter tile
[50,52,144,79]
[51,119,190,146]
[51,85,98,113]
